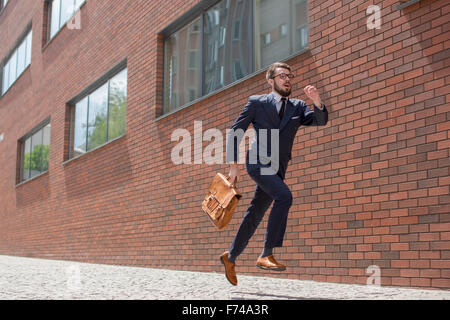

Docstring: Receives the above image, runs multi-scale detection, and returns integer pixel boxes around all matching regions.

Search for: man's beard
[274,81,291,97]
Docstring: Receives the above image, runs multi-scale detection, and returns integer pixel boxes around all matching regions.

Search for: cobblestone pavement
[0,255,449,300]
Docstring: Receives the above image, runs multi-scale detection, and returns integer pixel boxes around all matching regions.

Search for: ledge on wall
[397,0,421,10]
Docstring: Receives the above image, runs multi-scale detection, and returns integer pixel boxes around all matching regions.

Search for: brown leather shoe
[220,251,237,286]
[256,255,286,271]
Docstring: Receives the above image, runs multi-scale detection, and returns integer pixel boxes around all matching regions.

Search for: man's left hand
[304,85,322,108]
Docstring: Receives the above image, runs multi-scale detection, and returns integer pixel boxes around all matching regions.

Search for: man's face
[270,67,293,97]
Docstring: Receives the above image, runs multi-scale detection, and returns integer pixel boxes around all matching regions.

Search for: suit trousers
[229,164,293,260]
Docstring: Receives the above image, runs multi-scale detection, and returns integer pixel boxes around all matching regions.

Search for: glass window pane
[8,51,17,87]
[294,0,308,51]
[254,0,291,69]
[254,0,307,70]
[41,124,51,172]
[2,61,9,94]
[73,97,88,156]
[50,0,61,39]
[75,0,84,10]
[30,129,43,178]
[203,0,252,95]
[164,17,202,113]
[22,137,31,181]
[87,83,108,151]
[108,68,127,140]
[16,40,26,77]
[25,31,32,67]
[60,0,75,28]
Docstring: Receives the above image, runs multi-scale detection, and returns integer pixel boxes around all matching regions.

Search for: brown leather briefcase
[202,172,242,230]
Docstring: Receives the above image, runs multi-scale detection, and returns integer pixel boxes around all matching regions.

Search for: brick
[434,226,450,240]
[411,278,431,287]
[432,279,450,288]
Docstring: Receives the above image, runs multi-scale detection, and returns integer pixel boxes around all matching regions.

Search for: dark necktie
[279,98,286,120]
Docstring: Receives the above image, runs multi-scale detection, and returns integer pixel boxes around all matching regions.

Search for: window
[70,67,127,159]
[397,0,421,10]
[19,121,51,183]
[203,0,252,95]
[0,0,8,11]
[219,26,227,46]
[163,0,308,113]
[233,21,241,40]
[262,32,271,46]
[188,50,198,69]
[234,60,244,80]
[164,17,202,111]
[297,25,308,50]
[48,0,85,40]
[2,29,32,95]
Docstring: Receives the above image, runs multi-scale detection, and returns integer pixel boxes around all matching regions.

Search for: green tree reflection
[86,85,126,150]
[23,145,50,173]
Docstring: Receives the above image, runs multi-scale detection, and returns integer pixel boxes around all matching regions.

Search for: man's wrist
[313,100,323,109]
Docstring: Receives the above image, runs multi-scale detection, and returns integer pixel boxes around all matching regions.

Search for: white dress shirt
[271,91,287,114]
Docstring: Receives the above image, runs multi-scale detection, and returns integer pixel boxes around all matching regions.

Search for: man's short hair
[266,62,292,81]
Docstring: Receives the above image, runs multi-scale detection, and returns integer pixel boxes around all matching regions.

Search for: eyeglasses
[272,73,294,80]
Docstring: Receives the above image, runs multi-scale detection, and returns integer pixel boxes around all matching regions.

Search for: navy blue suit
[226,92,328,259]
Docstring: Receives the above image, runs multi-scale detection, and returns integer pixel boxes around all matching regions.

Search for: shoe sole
[220,255,238,286]
[256,264,286,272]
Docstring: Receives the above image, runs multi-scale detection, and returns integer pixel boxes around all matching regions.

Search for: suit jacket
[226,92,328,176]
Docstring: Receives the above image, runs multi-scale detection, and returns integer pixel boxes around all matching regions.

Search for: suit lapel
[263,93,281,127]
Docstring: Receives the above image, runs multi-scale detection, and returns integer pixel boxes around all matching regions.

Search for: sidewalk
[0,255,449,300]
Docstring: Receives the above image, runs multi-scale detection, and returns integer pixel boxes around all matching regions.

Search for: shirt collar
[271,91,288,103]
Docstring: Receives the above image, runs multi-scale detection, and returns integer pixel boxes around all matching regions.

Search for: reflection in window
[254,0,308,69]
[42,124,51,172]
[73,97,88,155]
[203,0,252,95]
[50,0,61,39]
[21,123,51,182]
[87,83,108,151]
[164,17,202,113]
[107,69,128,141]
[8,51,17,86]
[163,0,308,112]
[23,138,31,181]
[0,0,8,11]
[30,129,44,179]
[71,68,127,159]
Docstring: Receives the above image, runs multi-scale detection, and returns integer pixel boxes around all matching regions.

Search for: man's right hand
[228,163,240,187]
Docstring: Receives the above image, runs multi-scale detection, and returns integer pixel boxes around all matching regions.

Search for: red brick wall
[0,0,449,289]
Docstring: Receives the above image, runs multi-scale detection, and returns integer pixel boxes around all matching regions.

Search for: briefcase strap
[206,194,222,211]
